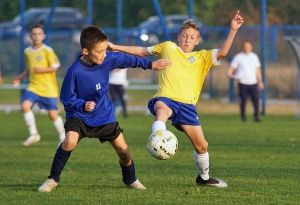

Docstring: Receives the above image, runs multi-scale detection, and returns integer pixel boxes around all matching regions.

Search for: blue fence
[1,25,300,100]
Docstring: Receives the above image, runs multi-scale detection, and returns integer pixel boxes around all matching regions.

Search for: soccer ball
[147,130,178,160]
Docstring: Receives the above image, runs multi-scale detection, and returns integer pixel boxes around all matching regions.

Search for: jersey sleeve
[212,49,221,66]
[24,50,29,68]
[60,70,86,113]
[109,52,151,71]
[46,48,61,68]
[151,41,169,58]
[254,54,261,68]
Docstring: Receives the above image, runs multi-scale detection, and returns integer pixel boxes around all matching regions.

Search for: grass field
[0,111,299,205]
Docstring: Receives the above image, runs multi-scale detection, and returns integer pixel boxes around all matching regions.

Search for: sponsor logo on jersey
[170,45,177,49]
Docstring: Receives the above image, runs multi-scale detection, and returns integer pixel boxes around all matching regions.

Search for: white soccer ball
[147,130,178,160]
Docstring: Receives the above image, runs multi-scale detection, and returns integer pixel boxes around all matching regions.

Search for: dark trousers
[238,83,259,120]
[109,84,128,118]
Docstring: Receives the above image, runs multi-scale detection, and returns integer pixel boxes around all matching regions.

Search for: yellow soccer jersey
[24,44,60,97]
[150,41,220,105]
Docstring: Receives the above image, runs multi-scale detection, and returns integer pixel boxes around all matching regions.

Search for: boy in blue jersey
[38,25,171,192]
[109,11,244,188]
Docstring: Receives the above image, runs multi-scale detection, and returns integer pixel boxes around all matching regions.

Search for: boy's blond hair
[179,19,200,35]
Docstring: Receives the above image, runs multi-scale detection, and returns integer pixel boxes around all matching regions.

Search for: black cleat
[196,175,227,188]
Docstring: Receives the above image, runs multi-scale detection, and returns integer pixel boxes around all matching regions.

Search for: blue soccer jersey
[60,51,151,126]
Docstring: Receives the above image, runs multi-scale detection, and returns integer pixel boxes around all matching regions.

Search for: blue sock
[48,143,73,182]
[120,160,137,185]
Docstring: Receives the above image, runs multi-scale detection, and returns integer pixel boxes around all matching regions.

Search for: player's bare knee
[195,141,208,154]
[62,136,78,150]
[21,103,32,112]
[116,147,130,159]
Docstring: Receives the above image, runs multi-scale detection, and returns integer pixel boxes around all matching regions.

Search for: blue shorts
[22,91,58,110]
[148,97,200,132]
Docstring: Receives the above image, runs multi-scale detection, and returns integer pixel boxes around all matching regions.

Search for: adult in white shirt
[109,68,128,118]
[227,41,264,122]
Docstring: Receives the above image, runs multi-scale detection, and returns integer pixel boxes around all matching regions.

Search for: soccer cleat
[196,175,228,188]
[38,179,58,192]
[125,179,146,190]
[22,134,41,146]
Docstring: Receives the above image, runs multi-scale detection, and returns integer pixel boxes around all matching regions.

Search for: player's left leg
[181,125,227,188]
[110,133,146,189]
[48,110,65,144]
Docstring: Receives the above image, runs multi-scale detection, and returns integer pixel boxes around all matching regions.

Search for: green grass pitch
[0,112,299,204]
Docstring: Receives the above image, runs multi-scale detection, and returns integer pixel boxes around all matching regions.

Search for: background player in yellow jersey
[109,11,244,187]
[12,24,65,146]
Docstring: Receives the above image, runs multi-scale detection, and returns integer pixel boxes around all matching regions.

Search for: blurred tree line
[0,0,299,27]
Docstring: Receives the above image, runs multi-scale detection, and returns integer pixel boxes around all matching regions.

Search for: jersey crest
[188,56,195,64]
[37,55,42,61]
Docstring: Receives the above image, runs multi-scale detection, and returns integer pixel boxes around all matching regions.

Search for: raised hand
[231,10,244,31]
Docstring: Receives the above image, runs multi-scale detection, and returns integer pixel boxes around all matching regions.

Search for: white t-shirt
[109,69,128,85]
[230,52,261,85]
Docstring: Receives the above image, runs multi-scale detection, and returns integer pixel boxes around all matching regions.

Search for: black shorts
[64,118,123,143]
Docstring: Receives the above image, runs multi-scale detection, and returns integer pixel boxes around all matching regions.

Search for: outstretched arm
[217,10,244,60]
[12,68,29,84]
[0,72,2,87]
[108,42,150,57]
[33,66,58,74]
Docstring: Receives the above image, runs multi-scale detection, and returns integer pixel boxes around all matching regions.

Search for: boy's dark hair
[179,19,199,35]
[80,26,109,50]
[30,24,44,32]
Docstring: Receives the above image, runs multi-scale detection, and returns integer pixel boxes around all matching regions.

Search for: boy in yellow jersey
[12,24,65,146]
[0,58,3,86]
[109,11,244,188]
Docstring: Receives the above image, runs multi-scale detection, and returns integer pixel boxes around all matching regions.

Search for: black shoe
[196,175,227,188]
[254,118,261,122]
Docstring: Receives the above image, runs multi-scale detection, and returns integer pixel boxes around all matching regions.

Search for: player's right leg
[238,83,247,121]
[110,132,146,190]
[38,131,79,192]
[21,99,40,146]
[150,99,173,133]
